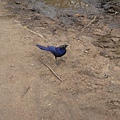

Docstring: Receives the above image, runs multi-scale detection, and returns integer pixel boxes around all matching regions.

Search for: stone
[111,37,120,42]
[111,29,120,37]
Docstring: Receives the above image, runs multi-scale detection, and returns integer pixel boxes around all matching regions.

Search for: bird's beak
[65,44,68,48]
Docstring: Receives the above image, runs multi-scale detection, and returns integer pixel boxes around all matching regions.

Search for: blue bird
[36,44,68,64]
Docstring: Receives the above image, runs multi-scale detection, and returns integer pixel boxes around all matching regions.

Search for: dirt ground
[0,0,120,120]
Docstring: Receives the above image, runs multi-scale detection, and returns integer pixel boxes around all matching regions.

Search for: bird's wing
[47,46,57,55]
[49,46,66,57]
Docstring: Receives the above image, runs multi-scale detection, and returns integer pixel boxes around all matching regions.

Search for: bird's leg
[55,57,58,65]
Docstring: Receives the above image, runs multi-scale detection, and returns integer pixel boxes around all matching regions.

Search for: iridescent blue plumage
[36,44,68,64]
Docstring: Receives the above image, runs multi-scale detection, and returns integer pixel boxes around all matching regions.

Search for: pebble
[111,29,120,37]
[99,51,109,57]
[103,73,109,78]
[111,37,120,42]
[10,64,15,67]
[31,64,34,66]
[111,81,115,83]
[84,50,88,53]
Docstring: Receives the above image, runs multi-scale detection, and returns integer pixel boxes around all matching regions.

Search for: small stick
[24,26,53,45]
[14,20,53,45]
[24,26,45,39]
[0,14,16,18]
[40,60,62,82]
[81,16,97,32]
[21,86,30,98]
[14,20,44,39]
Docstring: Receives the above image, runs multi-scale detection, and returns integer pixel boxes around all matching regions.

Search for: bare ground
[0,0,120,120]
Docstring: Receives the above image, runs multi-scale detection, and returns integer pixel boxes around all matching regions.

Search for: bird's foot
[56,60,59,65]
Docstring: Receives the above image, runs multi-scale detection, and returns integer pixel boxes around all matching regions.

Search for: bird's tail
[36,44,49,51]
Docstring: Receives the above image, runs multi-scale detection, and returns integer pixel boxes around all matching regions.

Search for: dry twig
[21,86,30,98]
[81,16,97,32]
[14,20,53,45]
[40,60,62,82]
[24,26,45,39]
[0,14,16,18]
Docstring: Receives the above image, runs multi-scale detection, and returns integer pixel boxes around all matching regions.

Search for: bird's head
[60,44,68,49]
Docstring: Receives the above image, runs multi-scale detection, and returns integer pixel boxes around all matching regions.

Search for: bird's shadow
[56,58,66,65]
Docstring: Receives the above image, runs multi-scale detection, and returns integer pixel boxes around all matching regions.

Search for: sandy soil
[0,0,120,120]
